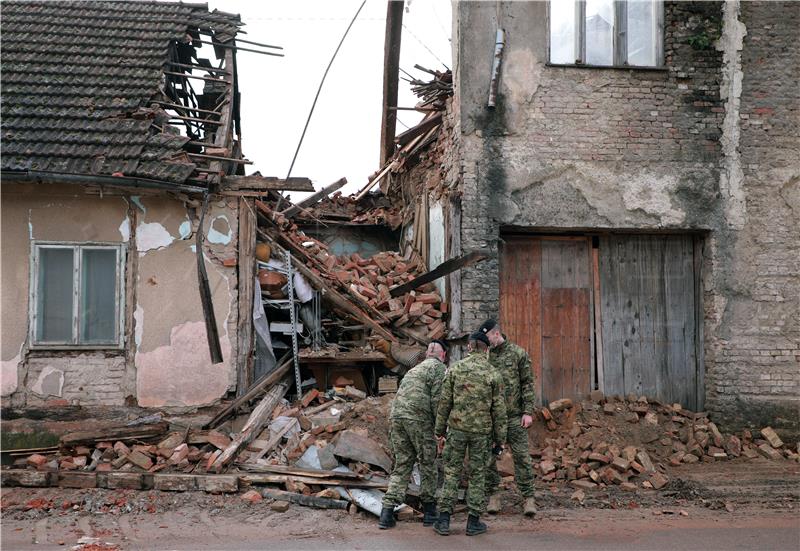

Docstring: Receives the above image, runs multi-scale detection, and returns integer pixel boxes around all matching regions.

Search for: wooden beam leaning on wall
[389,250,490,298]
[205,358,293,429]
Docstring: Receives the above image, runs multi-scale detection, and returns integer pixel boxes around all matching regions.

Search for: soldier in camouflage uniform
[432,332,507,536]
[378,339,449,530]
[479,319,538,516]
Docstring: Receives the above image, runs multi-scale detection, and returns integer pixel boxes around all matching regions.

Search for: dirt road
[2,459,797,550]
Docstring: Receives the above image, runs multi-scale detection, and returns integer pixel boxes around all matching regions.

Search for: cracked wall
[0,183,239,410]
[452,1,799,433]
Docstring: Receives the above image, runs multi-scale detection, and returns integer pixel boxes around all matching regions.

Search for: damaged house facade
[402,0,798,433]
[0,1,299,410]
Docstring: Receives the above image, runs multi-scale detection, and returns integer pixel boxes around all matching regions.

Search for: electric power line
[285,0,367,179]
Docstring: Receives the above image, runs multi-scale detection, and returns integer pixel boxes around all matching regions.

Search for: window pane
[36,247,74,342]
[80,249,118,343]
[627,0,658,66]
[550,1,577,64]
[585,0,614,65]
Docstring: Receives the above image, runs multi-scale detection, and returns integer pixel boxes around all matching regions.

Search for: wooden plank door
[500,236,593,405]
[499,237,542,394]
[599,234,700,409]
[540,238,593,403]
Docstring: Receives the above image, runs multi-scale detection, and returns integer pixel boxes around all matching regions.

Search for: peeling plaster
[134,304,144,348]
[135,321,232,407]
[119,218,130,241]
[621,175,686,226]
[717,0,748,230]
[1,352,21,397]
[207,215,232,245]
[136,222,174,252]
[178,220,192,239]
[31,366,65,398]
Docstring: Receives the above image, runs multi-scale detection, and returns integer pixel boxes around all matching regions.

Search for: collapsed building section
[0,0,300,415]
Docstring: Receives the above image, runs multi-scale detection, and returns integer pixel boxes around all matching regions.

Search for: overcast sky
[205,0,453,197]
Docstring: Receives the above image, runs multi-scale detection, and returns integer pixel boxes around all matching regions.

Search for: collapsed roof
[1,0,253,188]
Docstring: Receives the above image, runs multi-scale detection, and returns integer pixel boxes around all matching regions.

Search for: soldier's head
[478,319,505,347]
[426,339,448,362]
[467,331,490,353]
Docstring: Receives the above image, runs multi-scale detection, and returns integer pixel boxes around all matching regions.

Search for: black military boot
[422,502,438,526]
[465,514,487,536]
[378,506,396,529]
[433,511,450,536]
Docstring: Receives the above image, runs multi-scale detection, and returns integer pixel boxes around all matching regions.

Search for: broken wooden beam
[281,177,347,217]
[236,463,362,479]
[205,358,293,429]
[389,250,490,298]
[196,194,224,365]
[239,473,388,489]
[222,175,314,192]
[248,419,296,462]
[394,112,442,146]
[259,488,348,509]
[210,375,292,472]
[60,422,169,447]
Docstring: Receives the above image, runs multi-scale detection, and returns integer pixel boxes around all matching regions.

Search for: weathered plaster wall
[1,183,131,406]
[452,1,799,432]
[702,1,800,432]
[1,184,240,409]
[134,196,238,408]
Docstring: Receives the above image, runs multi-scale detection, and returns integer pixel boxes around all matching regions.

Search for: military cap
[469,331,490,346]
[478,319,498,334]
[431,338,449,351]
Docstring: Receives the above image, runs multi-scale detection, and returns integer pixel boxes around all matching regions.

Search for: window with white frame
[549,0,664,68]
[30,243,125,348]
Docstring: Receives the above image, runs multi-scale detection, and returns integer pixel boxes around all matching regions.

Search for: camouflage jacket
[489,339,536,417]
[434,351,507,443]
[390,358,447,425]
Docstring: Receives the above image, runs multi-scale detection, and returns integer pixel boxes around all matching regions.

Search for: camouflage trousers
[437,428,491,516]
[486,419,535,498]
[383,418,438,507]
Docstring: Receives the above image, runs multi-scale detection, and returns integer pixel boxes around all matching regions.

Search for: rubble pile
[18,424,235,476]
[8,389,399,515]
[295,192,403,229]
[515,394,798,496]
[261,201,447,344]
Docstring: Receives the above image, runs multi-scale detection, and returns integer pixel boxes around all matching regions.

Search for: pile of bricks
[522,394,798,495]
[22,429,233,476]
[287,230,447,340]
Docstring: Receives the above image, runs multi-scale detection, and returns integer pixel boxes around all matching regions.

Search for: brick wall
[703,1,800,432]
[25,353,127,406]
[452,1,799,434]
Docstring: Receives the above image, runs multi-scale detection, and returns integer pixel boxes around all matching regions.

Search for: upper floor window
[549,0,664,68]
[30,242,125,349]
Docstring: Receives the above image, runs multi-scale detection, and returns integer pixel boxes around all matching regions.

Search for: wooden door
[500,236,593,405]
[599,235,700,409]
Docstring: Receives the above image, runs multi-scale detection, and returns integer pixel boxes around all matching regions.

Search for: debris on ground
[503,395,799,499]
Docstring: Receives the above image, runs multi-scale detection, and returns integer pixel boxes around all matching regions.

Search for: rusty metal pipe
[487,28,505,108]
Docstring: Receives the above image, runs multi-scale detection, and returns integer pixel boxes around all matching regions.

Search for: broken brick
[241,490,263,504]
[126,450,154,471]
[26,454,49,469]
[649,472,669,490]
[757,443,783,460]
[760,427,784,449]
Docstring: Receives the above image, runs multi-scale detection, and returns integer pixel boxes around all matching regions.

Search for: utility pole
[380,0,404,166]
